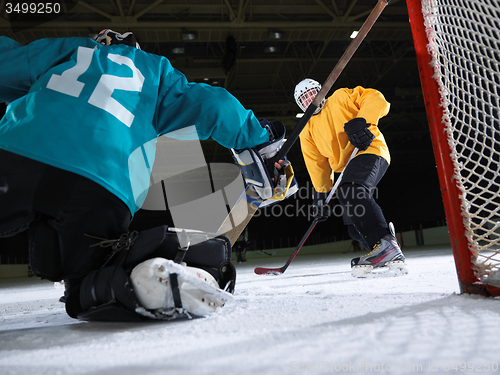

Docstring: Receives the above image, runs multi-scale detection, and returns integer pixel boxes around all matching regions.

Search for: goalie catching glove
[231,119,298,206]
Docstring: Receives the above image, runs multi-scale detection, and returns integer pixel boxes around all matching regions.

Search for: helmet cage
[294,79,325,115]
[298,88,320,113]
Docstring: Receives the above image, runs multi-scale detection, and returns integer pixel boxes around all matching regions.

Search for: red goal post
[406,0,500,296]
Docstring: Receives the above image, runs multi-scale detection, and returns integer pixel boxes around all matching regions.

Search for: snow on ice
[1,245,500,375]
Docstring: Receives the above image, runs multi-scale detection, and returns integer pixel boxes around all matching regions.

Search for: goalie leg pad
[150,228,236,293]
[78,265,148,322]
[76,226,236,321]
[130,258,233,318]
[77,260,233,321]
[90,226,236,293]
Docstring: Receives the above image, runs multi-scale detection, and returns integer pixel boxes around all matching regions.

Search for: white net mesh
[422,0,500,281]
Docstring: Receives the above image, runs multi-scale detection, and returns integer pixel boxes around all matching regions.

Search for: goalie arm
[154,78,270,150]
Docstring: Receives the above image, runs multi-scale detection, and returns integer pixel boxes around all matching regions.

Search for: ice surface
[1,246,500,375]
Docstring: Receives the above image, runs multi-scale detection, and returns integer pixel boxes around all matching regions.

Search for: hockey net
[407,0,500,295]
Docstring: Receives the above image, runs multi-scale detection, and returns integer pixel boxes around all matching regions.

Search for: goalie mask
[294,78,325,115]
[93,29,141,49]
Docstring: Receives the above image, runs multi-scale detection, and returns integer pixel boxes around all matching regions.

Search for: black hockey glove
[311,191,331,222]
[344,118,375,151]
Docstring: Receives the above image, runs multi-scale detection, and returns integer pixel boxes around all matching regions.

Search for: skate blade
[351,264,374,278]
[386,260,408,275]
[351,261,408,278]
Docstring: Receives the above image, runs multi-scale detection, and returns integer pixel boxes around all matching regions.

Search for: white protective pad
[231,145,296,204]
[232,147,274,200]
[130,258,233,317]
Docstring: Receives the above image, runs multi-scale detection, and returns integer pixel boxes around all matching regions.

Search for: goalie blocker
[231,120,298,206]
[67,226,236,322]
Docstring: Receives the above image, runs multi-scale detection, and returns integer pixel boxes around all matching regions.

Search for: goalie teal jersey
[0,36,268,214]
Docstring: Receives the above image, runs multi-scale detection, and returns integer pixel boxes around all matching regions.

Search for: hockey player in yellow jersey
[294,79,407,276]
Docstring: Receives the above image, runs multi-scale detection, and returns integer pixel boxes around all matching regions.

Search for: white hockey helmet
[294,78,325,115]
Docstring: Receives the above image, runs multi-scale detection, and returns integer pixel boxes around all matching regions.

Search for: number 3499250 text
[5,2,61,14]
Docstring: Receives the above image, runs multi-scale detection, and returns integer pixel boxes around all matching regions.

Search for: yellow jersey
[299,86,391,193]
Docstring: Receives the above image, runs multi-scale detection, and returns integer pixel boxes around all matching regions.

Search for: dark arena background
[0,0,445,261]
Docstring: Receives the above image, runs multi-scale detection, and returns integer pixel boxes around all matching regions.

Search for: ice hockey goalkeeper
[0,30,295,321]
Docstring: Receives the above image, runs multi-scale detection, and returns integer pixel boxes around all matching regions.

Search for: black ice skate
[351,234,407,277]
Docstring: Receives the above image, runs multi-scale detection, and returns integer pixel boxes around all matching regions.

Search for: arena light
[181,31,197,41]
[268,29,283,39]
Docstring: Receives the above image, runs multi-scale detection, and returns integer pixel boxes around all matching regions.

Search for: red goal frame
[406,0,500,297]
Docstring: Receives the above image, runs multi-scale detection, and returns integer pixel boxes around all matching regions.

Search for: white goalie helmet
[294,78,325,115]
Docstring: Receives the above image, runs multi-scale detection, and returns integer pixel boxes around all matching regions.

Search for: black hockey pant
[335,154,390,251]
[0,149,131,281]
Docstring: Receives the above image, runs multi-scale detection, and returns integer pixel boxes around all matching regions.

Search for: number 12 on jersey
[46,46,145,127]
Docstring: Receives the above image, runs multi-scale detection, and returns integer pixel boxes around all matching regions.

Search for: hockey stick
[216,184,259,245]
[342,244,353,254]
[275,0,391,161]
[254,148,359,276]
[217,0,391,245]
